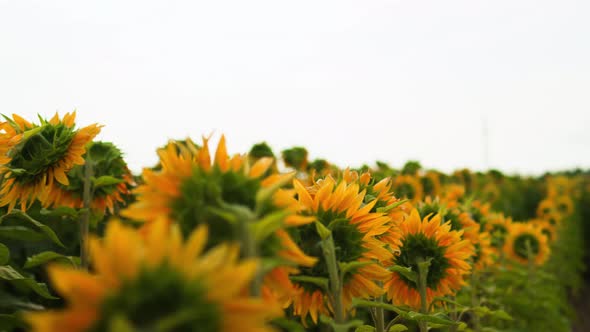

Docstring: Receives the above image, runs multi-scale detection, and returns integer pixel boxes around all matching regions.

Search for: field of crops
[0,112,588,332]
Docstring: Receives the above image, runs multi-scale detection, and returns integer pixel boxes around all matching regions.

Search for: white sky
[1,1,589,175]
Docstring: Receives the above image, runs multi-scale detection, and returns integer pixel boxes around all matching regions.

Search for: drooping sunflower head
[392,174,424,203]
[385,209,474,309]
[531,219,558,243]
[122,135,317,307]
[554,195,574,217]
[503,222,550,266]
[40,141,134,214]
[536,198,557,219]
[26,220,281,332]
[0,112,101,211]
[485,213,513,250]
[287,176,392,323]
[421,171,442,198]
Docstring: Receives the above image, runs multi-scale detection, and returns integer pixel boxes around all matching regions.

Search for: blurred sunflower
[536,198,557,219]
[441,184,465,207]
[121,135,316,303]
[0,112,101,211]
[554,195,574,216]
[393,174,424,203]
[503,222,550,266]
[40,141,134,214]
[531,219,557,243]
[485,213,513,251]
[26,220,281,332]
[421,171,442,198]
[385,209,473,309]
[287,176,392,324]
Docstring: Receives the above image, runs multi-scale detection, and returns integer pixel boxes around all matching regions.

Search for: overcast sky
[1,1,589,175]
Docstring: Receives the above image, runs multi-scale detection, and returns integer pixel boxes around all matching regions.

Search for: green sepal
[389,265,418,283]
[290,276,329,291]
[92,175,124,188]
[315,221,331,240]
[252,210,290,242]
[376,199,408,214]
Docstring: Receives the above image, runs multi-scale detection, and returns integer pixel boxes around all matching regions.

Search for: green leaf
[389,265,418,283]
[290,276,329,290]
[314,221,331,240]
[0,314,27,330]
[252,210,291,241]
[377,199,408,213]
[404,311,455,326]
[0,210,65,248]
[0,226,47,242]
[320,316,364,332]
[0,265,58,299]
[24,251,80,269]
[40,206,81,218]
[339,261,374,276]
[0,291,45,310]
[93,175,124,188]
[108,315,136,332]
[355,325,376,332]
[388,324,408,332]
[352,299,407,315]
[0,243,9,265]
[270,317,306,332]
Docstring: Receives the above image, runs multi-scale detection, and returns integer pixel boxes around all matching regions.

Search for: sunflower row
[0,113,586,332]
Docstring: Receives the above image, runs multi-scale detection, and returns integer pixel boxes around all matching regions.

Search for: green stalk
[374,291,386,332]
[322,234,345,325]
[80,161,93,270]
[240,219,262,296]
[471,272,481,332]
[417,258,430,332]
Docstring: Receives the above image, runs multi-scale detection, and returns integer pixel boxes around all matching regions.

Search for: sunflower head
[385,209,474,309]
[503,222,550,266]
[281,147,308,171]
[421,171,442,198]
[25,220,281,332]
[393,175,424,203]
[485,213,513,250]
[0,112,101,211]
[41,141,134,214]
[287,176,392,323]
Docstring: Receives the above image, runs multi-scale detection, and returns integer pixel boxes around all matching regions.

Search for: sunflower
[392,175,424,203]
[121,135,316,303]
[0,112,101,211]
[531,219,557,243]
[25,220,282,332]
[40,141,134,214]
[536,198,557,219]
[554,195,574,216]
[421,171,442,198]
[385,209,474,309]
[441,184,465,207]
[485,213,513,251]
[503,222,550,266]
[287,176,392,324]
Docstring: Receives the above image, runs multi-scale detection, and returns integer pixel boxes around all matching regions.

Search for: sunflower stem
[470,272,481,332]
[416,258,431,332]
[374,293,386,332]
[321,234,345,326]
[240,218,262,296]
[80,161,93,270]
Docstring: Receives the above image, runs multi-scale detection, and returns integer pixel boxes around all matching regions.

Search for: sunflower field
[0,113,588,332]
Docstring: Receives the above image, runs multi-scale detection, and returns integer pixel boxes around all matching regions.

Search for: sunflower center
[8,124,76,184]
[421,177,435,196]
[396,183,416,200]
[490,224,508,248]
[541,228,552,241]
[292,209,365,292]
[171,166,261,247]
[88,265,221,332]
[513,234,541,260]
[395,233,449,290]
